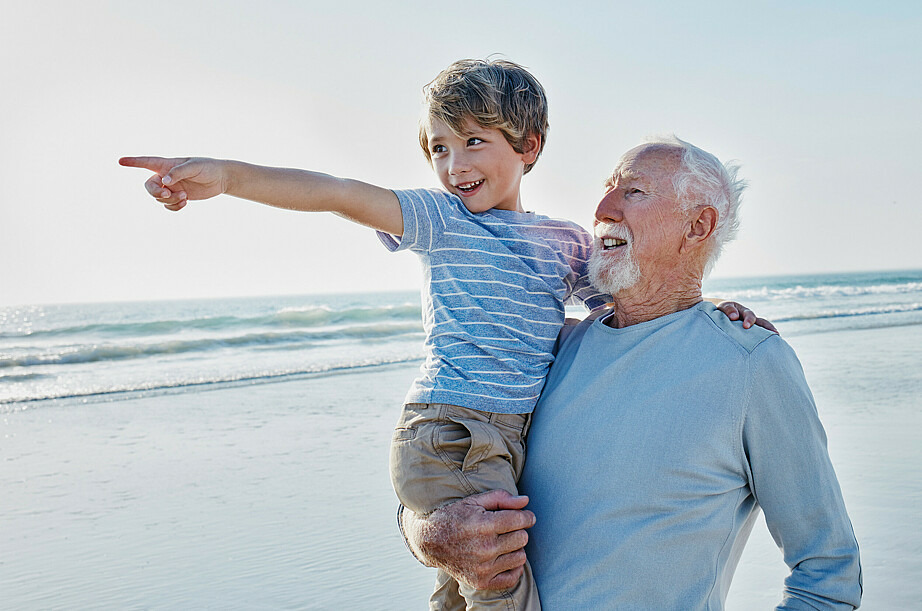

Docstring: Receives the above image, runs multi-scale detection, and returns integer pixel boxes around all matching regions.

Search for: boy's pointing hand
[119,156,228,211]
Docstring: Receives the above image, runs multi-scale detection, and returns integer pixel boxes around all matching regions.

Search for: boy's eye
[467,137,483,146]
[432,145,446,154]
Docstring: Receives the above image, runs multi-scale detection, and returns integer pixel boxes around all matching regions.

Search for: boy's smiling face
[425,117,538,214]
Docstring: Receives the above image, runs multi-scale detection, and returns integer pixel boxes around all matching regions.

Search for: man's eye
[467,138,483,146]
[628,188,644,195]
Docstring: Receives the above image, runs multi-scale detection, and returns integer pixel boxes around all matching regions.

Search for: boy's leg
[457,560,540,611]
[430,569,466,611]
[390,402,528,513]
[431,567,540,611]
[390,403,540,610]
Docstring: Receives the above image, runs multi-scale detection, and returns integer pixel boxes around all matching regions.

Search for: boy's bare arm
[118,156,404,236]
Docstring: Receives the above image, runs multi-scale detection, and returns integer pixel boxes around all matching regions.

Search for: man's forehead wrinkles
[619,168,644,181]
[606,167,646,187]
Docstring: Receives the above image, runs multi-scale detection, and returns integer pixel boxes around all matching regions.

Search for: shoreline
[1,359,423,412]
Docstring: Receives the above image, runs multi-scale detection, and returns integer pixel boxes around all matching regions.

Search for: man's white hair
[644,135,747,277]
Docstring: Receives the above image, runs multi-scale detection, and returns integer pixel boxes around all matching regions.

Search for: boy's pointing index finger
[118,156,181,174]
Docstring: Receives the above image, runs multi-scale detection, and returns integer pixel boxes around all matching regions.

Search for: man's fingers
[471,548,527,589]
[470,489,530,512]
[495,528,529,554]
[486,565,526,591]
[492,548,528,573]
[491,508,536,534]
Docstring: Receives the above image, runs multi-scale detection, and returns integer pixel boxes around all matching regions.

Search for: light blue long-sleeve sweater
[520,301,862,610]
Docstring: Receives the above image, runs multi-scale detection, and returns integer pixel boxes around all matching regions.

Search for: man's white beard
[589,238,641,295]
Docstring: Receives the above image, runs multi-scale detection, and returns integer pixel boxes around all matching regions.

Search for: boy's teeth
[458,179,484,191]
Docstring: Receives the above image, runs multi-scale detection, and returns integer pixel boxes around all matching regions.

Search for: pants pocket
[389,407,521,514]
[436,416,512,474]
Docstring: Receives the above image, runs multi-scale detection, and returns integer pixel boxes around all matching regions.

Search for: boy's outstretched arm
[118,156,404,235]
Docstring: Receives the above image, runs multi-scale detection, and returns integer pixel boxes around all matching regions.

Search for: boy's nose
[594,190,624,224]
[448,152,472,175]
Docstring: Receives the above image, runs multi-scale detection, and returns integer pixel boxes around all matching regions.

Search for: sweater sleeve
[742,336,863,610]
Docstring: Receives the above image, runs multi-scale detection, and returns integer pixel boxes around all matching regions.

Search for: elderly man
[404,137,863,609]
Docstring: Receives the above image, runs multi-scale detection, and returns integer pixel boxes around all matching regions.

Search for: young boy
[121,59,761,610]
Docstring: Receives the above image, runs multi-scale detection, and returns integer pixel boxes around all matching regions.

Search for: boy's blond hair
[419,59,549,174]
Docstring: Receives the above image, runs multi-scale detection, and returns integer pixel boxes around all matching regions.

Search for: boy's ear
[681,206,718,252]
[521,133,542,164]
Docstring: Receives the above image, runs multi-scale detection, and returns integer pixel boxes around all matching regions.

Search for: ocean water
[2,270,920,410]
[2,270,921,608]
[0,292,427,408]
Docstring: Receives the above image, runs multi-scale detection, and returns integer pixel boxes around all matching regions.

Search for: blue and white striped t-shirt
[378,188,610,414]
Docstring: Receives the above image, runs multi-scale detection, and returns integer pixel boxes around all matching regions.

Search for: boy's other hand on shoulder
[714,300,778,333]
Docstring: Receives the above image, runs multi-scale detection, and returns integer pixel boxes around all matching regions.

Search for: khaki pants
[390,403,540,611]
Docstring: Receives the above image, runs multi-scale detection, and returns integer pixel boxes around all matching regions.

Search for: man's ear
[521,133,542,165]
[681,206,718,252]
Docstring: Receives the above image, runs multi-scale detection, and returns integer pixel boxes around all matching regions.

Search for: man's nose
[594,190,624,224]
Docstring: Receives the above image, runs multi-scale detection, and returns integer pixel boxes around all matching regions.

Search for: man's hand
[119,156,229,211]
[716,300,779,333]
[403,490,535,590]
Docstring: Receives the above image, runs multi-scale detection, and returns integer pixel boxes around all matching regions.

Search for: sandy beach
[3,319,920,609]
[3,364,432,609]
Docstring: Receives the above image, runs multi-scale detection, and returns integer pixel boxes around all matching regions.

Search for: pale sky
[2,1,919,306]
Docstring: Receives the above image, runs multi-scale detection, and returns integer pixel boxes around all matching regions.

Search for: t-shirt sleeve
[566,276,611,311]
[742,337,862,610]
[376,188,450,254]
[559,223,612,311]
